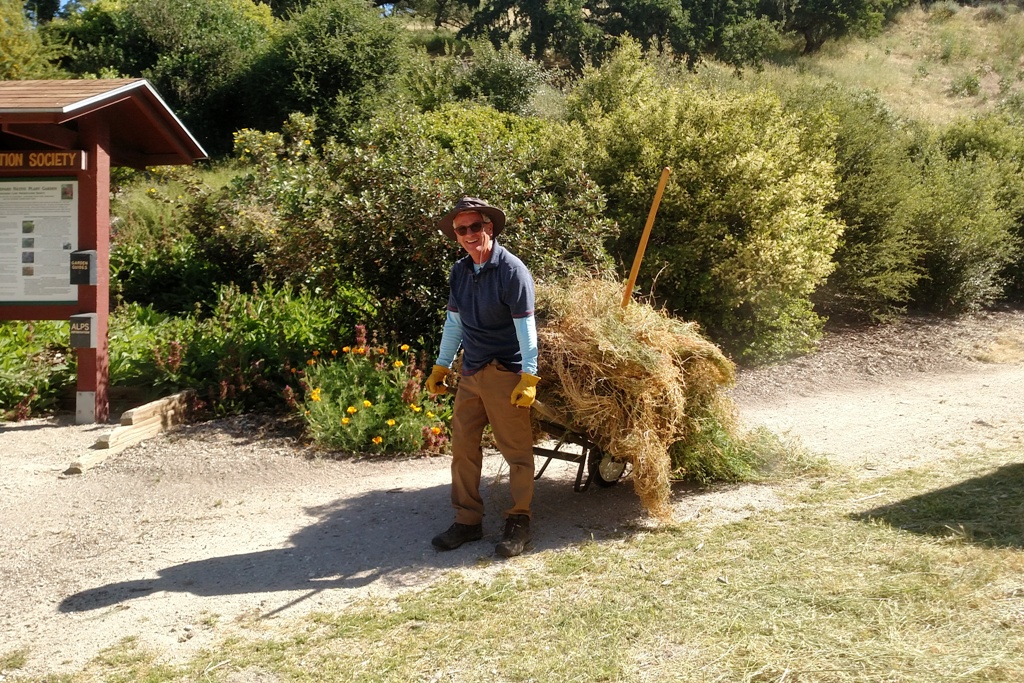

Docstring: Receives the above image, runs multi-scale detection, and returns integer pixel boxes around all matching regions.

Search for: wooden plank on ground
[64,391,192,475]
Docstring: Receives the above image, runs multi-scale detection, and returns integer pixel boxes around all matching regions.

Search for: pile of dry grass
[534,275,737,519]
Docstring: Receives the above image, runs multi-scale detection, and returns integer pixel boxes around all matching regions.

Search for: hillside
[781,4,1024,125]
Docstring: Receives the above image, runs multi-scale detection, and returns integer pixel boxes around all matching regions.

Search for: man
[426,197,541,558]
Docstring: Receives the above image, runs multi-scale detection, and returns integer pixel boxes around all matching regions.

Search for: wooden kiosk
[0,79,207,424]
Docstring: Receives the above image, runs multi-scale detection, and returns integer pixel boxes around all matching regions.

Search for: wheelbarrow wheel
[590,448,626,487]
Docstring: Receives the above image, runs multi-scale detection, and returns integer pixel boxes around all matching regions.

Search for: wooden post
[621,167,671,309]
[76,117,111,424]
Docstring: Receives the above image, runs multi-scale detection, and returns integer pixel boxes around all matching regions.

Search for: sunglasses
[454,221,485,236]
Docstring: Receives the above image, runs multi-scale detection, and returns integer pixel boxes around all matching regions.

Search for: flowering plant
[298,325,451,454]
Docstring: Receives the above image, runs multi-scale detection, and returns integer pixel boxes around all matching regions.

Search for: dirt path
[2,310,1023,679]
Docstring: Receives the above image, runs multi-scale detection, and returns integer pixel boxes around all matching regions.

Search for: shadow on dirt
[58,466,646,615]
[851,462,1024,549]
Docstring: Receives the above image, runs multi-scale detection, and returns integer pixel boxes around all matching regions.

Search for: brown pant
[450,362,535,525]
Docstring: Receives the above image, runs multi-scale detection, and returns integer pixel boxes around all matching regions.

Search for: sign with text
[0,150,86,172]
[0,179,79,304]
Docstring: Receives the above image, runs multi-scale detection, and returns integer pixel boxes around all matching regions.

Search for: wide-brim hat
[438,197,506,239]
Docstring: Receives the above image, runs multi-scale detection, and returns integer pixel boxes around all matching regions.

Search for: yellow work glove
[510,373,541,408]
[425,364,451,395]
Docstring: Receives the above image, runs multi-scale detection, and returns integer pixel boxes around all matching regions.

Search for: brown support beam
[1,122,79,149]
[75,116,111,424]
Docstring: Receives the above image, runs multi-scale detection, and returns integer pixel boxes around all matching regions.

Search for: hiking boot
[495,514,532,558]
[431,522,483,550]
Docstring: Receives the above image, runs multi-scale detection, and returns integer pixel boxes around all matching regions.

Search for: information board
[0,179,78,304]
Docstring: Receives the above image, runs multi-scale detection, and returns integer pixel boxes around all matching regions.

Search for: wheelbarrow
[531,399,628,492]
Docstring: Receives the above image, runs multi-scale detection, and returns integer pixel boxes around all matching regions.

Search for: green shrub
[195,107,615,347]
[50,0,278,153]
[929,0,961,22]
[568,42,843,363]
[977,3,1010,23]
[402,41,547,116]
[940,111,1024,301]
[300,327,452,454]
[905,149,1020,312]
[244,0,409,141]
[949,72,981,97]
[782,84,925,320]
[103,285,351,415]
[0,321,73,421]
[455,42,547,115]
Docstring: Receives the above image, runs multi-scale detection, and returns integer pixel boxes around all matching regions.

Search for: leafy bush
[50,0,278,153]
[299,326,452,454]
[568,41,843,363]
[928,0,961,22]
[949,72,981,97]
[0,321,73,421]
[402,42,547,116]
[940,111,1024,301]
[104,284,351,415]
[243,0,409,141]
[193,107,616,347]
[905,149,1020,312]
[782,84,925,320]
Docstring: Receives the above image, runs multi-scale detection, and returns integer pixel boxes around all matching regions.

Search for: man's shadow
[851,462,1024,549]
[58,463,644,614]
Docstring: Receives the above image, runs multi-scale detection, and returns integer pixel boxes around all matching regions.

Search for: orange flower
[400,344,410,352]
[341,417,350,425]
[306,359,315,366]
[312,350,320,357]
[431,427,441,435]
[342,346,351,353]
[372,436,383,445]
[331,349,338,356]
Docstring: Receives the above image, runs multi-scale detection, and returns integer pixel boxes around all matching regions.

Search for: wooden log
[64,390,193,474]
[120,391,192,425]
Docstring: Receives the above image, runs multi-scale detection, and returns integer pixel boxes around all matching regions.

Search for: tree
[49,0,277,153]
[23,0,61,24]
[244,0,409,141]
[767,0,903,53]
[1,0,63,78]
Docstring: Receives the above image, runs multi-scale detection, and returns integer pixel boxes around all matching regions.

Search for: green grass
[31,446,1023,682]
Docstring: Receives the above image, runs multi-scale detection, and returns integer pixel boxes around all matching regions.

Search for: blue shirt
[439,241,536,375]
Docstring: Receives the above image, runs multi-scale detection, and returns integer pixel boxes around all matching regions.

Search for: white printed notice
[0,179,78,304]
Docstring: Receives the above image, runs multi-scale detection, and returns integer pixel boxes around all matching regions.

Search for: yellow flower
[372,436,383,445]
[347,406,357,414]
[386,419,396,426]
[431,427,441,435]
[363,400,372,408]
[393,360,404,368]
[341,417,350,425]
[426,411,435,418]
[354,347,366,355]
[410,404,422,413]
[400,344,410,352]
[309,388,322,402]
